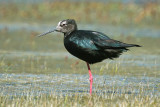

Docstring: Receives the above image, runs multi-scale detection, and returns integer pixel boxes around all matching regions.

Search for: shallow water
[0,73,159,96]
[0,50,159,96]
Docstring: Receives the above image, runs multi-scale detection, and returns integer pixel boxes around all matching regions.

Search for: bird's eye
[61,23,66,27]
[62,24,66,26]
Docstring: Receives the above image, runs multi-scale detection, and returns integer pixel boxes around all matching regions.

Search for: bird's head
[56,19,77,34]
[38,19,77,37]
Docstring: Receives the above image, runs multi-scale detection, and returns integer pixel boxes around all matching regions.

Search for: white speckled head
[37,19,77,37]
[56,19,78,35]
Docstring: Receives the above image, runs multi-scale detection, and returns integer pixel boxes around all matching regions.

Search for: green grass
[0,94,159,107]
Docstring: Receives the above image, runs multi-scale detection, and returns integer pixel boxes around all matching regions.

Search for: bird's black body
[64,30,140,64]
[38,19,141,95]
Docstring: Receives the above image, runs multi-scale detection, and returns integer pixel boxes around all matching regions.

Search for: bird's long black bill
[37,28,56,37]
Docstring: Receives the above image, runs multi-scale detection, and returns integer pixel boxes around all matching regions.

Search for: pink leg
[86,62,93,95]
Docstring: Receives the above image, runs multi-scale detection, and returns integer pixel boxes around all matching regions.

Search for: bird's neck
[64,29,77,37]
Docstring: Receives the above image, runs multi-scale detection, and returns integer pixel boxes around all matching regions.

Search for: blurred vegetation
[0,2,160,27]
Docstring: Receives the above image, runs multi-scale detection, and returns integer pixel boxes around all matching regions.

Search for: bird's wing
[83,31,140,49]
[70,30,139,51]
[70,30,111,50]
[93,39,140,50]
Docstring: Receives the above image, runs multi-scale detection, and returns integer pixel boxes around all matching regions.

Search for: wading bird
[38,19,140,95]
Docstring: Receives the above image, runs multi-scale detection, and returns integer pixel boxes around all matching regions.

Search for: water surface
[0,73,159,96]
